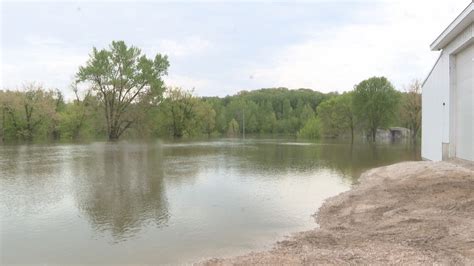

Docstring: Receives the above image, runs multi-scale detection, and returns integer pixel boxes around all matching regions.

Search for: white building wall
[454,44,474,160]
[422,23,473,161]
[422,53,450,161]
[444,24,473,55]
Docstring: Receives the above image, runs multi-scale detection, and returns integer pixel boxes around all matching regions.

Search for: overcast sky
[0,0,470,99]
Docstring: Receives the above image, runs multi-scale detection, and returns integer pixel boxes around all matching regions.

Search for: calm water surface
[0,138,420,264]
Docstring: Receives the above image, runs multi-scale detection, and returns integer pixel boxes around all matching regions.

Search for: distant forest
[0,85,420,143]
[0,41,421,143]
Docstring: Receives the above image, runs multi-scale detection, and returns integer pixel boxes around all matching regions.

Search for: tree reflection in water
[231,140,420,184]
[72,142,170,242]
[0,139,421,264]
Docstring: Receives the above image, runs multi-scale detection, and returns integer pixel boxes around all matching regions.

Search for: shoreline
[202,160,474,264]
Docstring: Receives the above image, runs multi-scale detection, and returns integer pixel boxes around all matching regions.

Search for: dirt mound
[203,161,474,265]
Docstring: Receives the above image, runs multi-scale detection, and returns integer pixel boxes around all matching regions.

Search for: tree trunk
[411,128,419,144]
[350,126,354,144]
[108,125,120,141]
[108,131,119,141]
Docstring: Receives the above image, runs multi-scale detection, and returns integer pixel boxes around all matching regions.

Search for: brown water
[0,138,420,264]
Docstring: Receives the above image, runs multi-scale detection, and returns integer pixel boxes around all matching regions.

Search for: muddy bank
[203,161,474,265]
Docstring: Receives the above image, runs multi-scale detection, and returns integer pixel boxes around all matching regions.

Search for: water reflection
[71,143,170,241]
[0,145,71,214]
[68,140,419,241]
[0,139,420,264]
[318,142,421,181]
[221,140,420,183]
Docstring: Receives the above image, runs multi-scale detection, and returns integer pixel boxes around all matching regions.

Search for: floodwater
[0,138,420,264]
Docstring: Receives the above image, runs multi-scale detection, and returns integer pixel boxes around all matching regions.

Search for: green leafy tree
[227,118,240,137]
[159,87,197,138]
[58,86,104,140]
[282,98,293,119]
[257,101,277,133]
[204,97,226,133]
[317,97,340,137]
[196,101,216,137]
[76,40,169,140]
[297,117,321,139]
[335,92,356,143]
[400,80,422,141]
[317,93,355,142]
[0,85,58,141]
[353,77,400,142]
[300,104,315,124]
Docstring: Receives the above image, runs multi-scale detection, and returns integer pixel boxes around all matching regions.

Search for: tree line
[310,78,421,143]
[0,41,421,143]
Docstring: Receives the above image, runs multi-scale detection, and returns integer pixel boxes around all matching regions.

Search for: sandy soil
[202,161,474,265]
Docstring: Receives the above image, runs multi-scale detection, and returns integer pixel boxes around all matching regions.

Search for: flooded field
[0,138,420,264]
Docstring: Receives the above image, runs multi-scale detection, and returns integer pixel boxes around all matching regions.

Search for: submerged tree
[76,40,169,140]
[297,117,321,139]
[196,102,216,137]
[227,118,240,137]
[158,87,198,138]
[317,97,341,138]
[336,92,356,143]
[353,77,400,142]
[58,84,101,140]
[0,84,58,141]
[318,92,355,142]
[401,80,422,141]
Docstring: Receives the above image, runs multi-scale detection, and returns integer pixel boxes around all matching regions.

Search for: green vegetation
[203,88,328,136]
[353,77,401,142]
[317,92,355,142]
[76,41,169,140]
[0,86,60,141]
[297,117,321,139]
[399,80,422,141]
[0,41,421,143]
